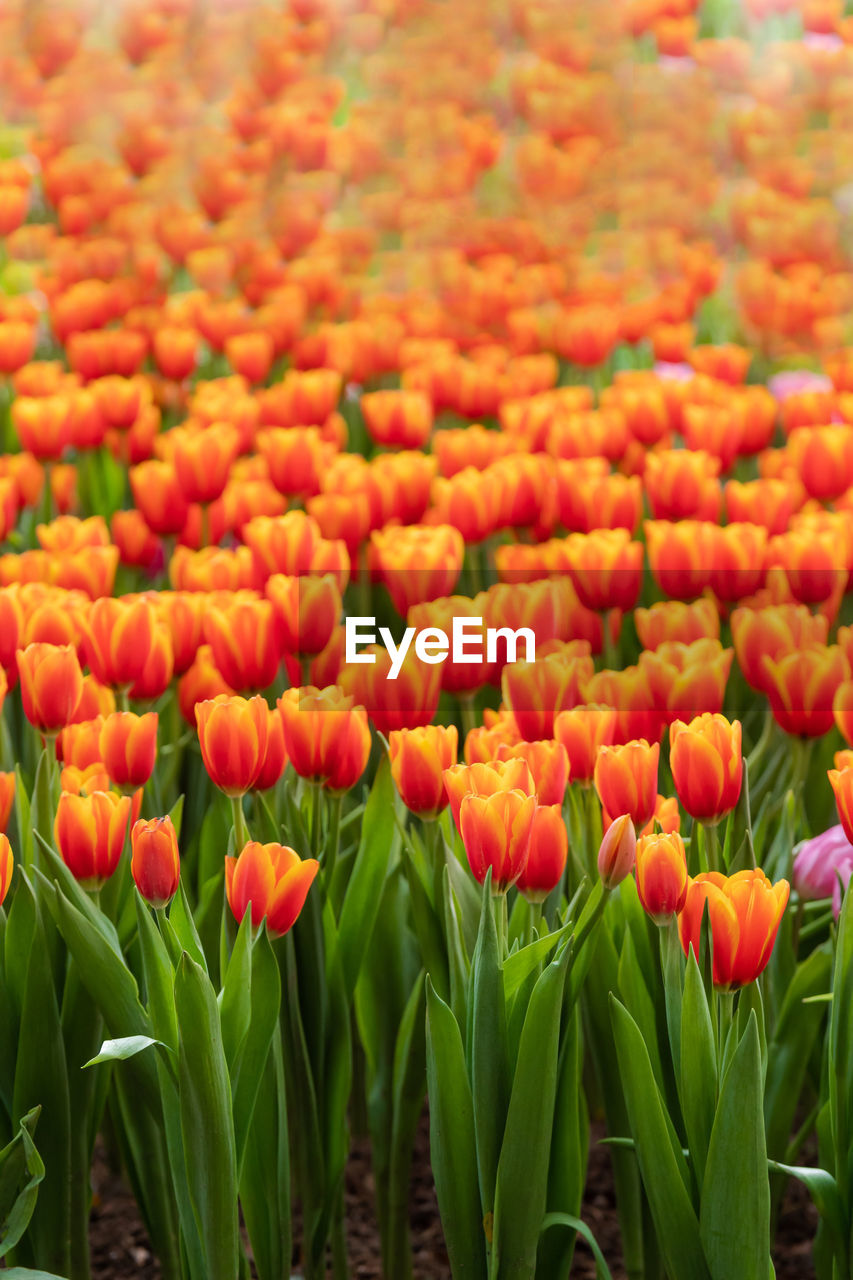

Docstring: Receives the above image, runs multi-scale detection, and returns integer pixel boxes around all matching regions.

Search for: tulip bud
[100,711,158,791]
[635,831,689,924]
[0,772,15,835]
[17,642,84,734]
[459,789,537,893]
[597,814,636,888]
[389,724,458,817]
[0,834,13,907]
[131,816,180,908]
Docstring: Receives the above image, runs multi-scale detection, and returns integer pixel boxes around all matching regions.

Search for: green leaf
[469,880,510,1227]
[679,949,717,1191]
[610,997,710,1280]
[700,1014,771,1280]
[232,929,281,1174]
[0,1107,45,1258]
[174,952,240,1280]
[425,977,487,1280]
[491,947,570,1280]
[83,1036,167,1068]
[219,910,254,1076]
[536,1003,588,1278]
[768,1161,848,1274]
[239,1035,290,1280]
[540,1213,613,1279]
[502,918,573,1001]
[334,757,399,1002]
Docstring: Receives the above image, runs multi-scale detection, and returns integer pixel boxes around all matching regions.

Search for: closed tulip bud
[131,816,180,907]
[516,804,568,902]
[594,739,659,832]
[225,841,319,935]
[0,772,14,834]
[495,739,569,806]
[266,572,341,657]
[553,704,616,784]
[669,714,743,825]
[389,724,458,817]
[83,596,157,689]
[679,869,790,990]
[0,834,12,906]
[100,711,158,790]
[597,814,637,888]
[196,695,269,796]
[17,642,83,733]
[459,789,537,893]
[54,790,132,889]
[636,831,688,923]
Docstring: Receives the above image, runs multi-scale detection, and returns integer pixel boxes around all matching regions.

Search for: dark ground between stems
[84,1115,817,1279]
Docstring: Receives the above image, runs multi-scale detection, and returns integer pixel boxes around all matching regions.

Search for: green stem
[702,822,720,874]
[458,695,478,740]
[231,794,249,851]
[300,653,313,686]
[324,791,343,892]
[492,890,508,959]
[310,781,324,861]
[745,709,774,773]
[330,1185,348,1280]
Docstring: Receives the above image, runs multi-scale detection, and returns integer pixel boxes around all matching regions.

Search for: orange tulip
[640,639,733,724]
[369,524,464,616]
[131,816,180,908]
[669,714,743,825]
[459,788,537,892]
[0,833,13,905]
[17,642,83,733]
[172,423,241,506]
[442,758,535,832]
[731,604,828,694]
[594,739,659,832]
[130,460,190,536]
[644,450,722,523]
[225,841,319,935]
[0,772,15,835]
[204,597,279,692]
[502,640,594,740]
[495,739,569,806]
[196,695,269,796]
[100,712,158,790]
[636,832,688,924]
[389,724,458,817]
[645,520,716,600]
[266,573,341,657]
[763,645,850,738]
[225,332,274,384]
[634,597,720,650]
[565,529,644,613]
[177,644,235,726]
[553,704,616,784]
[362,389,433,449]
[834,681,853,749]
[516,804,568,902]
[678,869,790,990]
[278,686,370,789]
[597,814,637,888]
[82,596,157,689]
[54,790,132,889]
[338,641,442,735]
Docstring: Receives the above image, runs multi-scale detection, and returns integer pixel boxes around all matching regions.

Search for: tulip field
[7,0,853,1278]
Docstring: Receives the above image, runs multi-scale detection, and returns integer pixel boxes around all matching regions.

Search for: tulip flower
[82,596,157,689]
[597,814,637,888]
[495,739,569,806]
[553,704,617,784]
[829,767,853,846]
[459,788,538,893]
[793,826,853,902]
[594,739,659,833]
[204,597,279,693]
[389,724,458,817]
[196,695,269,797]
[678,869,790,990]
[54,790,132,889]
[516,804,568,902]
[635,831,689,924]
[443,758,535,831]
[278,685,371,788]
[255,707,288,792]
[502,640,594,741]
[17,641,84,734]
[669,714,743,825]
[225,841,319,935]
[634,597,720,650]
[763,644,850,737]
[0,834,12,907]
[100,711,158,790]
[0,772,15,835]
[266,572,341,658]
[131,816,180,908]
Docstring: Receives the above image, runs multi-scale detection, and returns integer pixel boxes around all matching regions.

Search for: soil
[81,1114,817,1279]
